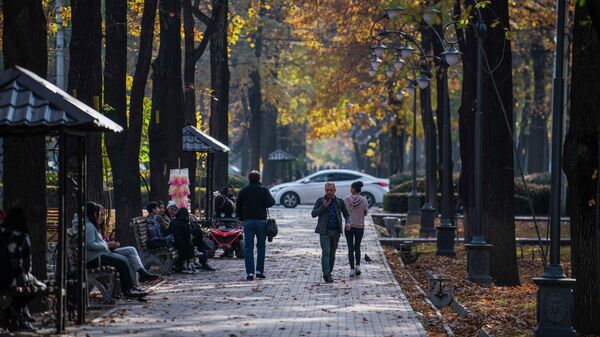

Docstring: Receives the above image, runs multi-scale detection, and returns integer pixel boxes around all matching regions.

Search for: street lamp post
[407,77,421,224]
[369,7,460,242]
[434,55,456,257]
[533,0,576,335]
[419,72,436,237]
[464,15,492,283]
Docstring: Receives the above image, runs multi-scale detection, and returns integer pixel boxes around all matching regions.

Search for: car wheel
[281,192,299,208]
[361,192,376,208]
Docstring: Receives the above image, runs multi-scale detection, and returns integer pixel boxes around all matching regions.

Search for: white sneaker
[355,265,361,276]
[349,269,356,277]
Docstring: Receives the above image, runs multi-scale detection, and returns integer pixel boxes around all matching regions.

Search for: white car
[269,169,389,208]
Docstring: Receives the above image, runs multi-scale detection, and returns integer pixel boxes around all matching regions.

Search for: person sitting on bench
[0,207,47,332]
[95,204,159,284]
[85,202,148,299]
[146,202,174,249]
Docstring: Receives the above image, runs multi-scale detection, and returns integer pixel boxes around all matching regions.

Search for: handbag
[266,209,278,241]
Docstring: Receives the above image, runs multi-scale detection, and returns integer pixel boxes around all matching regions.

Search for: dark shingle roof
[0,66,123,134]
[268,149,296,162]
[182,125,230,153]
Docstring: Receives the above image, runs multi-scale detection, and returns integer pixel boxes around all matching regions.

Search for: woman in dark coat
[0,207,46,332]
[169,208,196,273]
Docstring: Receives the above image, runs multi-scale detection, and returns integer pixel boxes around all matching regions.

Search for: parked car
[269,169,389,208]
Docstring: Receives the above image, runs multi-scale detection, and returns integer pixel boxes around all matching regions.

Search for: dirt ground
[384,244,572,337]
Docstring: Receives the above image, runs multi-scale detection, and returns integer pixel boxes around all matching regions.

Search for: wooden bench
[66,228,120,306]
[129,216,178,275]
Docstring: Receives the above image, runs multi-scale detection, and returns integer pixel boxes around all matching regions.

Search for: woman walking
[344,181,369,277]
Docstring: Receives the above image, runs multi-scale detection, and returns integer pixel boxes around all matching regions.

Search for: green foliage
[139,96,152,164]
[383,177,550,215]
[388,172,413,188]
[383,193,456,213]
[228,174,248,190]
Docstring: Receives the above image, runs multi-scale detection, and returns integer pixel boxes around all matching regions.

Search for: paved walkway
[72,206,426,337]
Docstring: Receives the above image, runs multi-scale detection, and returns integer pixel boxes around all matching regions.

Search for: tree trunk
[68,0,104,206]
[183,0,197,208]
[527,40,550,173]
[104,0,140,243]
[2,0,48,290]
[117,0,158,235]
[564,4,600,333]
[262,103,278,184]
[460,0,519,285]
[516,66,531,174]
[150,0,184,202]
[209,0,229,189]
[248,68,262,172]
[422,22,439,208]
[241,94,251,176]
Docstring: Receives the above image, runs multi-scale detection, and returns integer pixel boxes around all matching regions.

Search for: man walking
[236,170,275,280]
[311,182,350,283]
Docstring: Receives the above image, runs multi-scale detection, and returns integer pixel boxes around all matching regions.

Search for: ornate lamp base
[419,204,436,238]
[533,277,576,337]
[465,242,493,284]
[435,221,456,256]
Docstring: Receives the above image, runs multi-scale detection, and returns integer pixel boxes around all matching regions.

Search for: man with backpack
[236,171,275,280]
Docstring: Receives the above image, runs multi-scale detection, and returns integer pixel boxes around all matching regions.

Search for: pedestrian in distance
[236,170,276,280]
[311,182,350,283]
[344,181,369,277]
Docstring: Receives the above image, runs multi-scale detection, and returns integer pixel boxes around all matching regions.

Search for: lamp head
[416,73,430,89]
[441,46,462,66]
[406,82,416,96]
[370,42,388,58]
[399,43,415,59]
[368,55,383,70]
[384,4,404,20]
[368,68,377,77]
[385,68,395,79]
[393,57,405,70]
[423,6,441,25]
[396,89,405,101]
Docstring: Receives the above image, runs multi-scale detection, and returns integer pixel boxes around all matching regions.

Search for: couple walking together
[239,171,368,283]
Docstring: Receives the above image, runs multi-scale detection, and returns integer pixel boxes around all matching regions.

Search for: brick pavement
[72,206,427,337]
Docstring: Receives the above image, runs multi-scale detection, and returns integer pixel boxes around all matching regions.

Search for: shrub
[389,172,415,188]
[228,174,248,190]
[383,193,457,213]
[383,181,551,215]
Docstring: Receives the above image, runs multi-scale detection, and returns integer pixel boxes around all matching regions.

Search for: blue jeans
[243,220,267,275]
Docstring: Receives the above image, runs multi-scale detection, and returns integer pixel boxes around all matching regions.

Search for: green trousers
[319,229,340,274]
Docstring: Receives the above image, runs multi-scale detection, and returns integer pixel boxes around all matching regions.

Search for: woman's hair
[157,200,166,208]
[85,202,106,231]
[175,207,189,220]
[4,207,28,233]
[146,201,158,213]
[86,202,99,225]
[351,181,363,193]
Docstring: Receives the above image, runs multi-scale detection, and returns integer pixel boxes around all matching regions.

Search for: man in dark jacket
[311,182,350,283]
[236,170,275,280]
